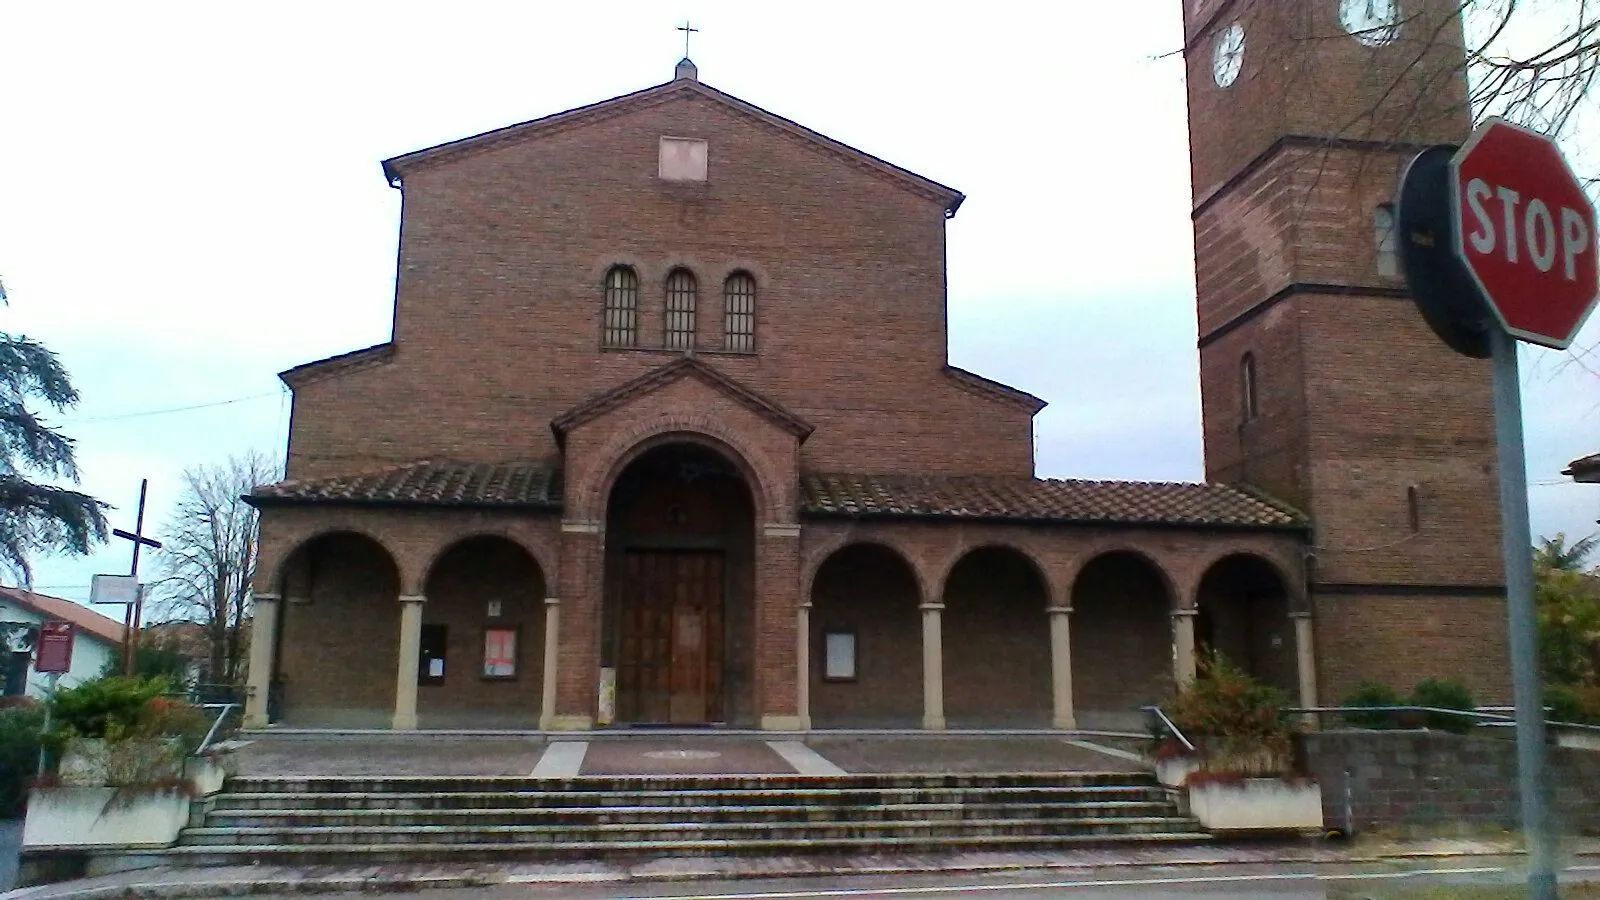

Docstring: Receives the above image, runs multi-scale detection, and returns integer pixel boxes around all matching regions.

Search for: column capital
[1289,610,1313,619]
[1047,605,1074,616]
[544,596,561,607]
[399,594,426,605]
[799,600,814,610]
[918,602,946,612]
[762,523,802,538]
[1171,607,1200,617]
[560,520,602,534]
[254,592,281,603]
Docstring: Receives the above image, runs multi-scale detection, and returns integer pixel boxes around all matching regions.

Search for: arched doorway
[809,543,922,727]
[1070,551,1173,728]
[419,536,547,728]
[1196,554,1295,697]
[943,546,1051,727]
[600,442,755,726]
[274,532,401,727]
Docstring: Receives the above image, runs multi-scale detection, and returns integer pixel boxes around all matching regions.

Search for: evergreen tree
[0,282,107,582]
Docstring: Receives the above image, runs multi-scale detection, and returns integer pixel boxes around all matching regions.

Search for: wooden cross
[677,20,699,58]
[112,479,162,674]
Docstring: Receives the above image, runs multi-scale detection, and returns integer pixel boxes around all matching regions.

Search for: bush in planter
[0,701,43,817]
[48,675,171,745]
[1546,683,1600,724]
[1341,680,1403,728]
[1167,651,1296,777]
[1410,677,1476,734]
[47,676,211,788]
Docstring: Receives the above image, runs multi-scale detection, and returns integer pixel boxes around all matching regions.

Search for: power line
[59,391,282,425]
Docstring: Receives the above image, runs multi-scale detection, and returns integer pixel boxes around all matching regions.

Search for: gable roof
[943,366,1048,414]
[550,356,814,442]
[279,343,395,389]
[801,473,1308,530]
[0,586,126,645]
[380,73,965,216]
[1566,452,1600,483]
[247,460,561,510]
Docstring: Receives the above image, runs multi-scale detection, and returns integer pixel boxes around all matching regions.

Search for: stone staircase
[165,772,1207,865]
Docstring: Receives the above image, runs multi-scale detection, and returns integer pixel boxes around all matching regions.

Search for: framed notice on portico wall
[823,630,856,682]
[483,626,518,679]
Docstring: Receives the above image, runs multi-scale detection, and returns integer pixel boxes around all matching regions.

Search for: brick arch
[934,542,1056,608]
[418,531,553,593]
[1065,545,1180,610]
[270,528,403,597]
[1188,548,1303,612]
[568,412,791,525]
[801,534,934,605]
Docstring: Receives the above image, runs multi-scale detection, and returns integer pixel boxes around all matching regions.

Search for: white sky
[1,1,1595,606]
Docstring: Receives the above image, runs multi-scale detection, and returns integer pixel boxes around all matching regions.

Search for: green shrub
[1167,651,1296,776]
[0,703,44,816]
[48,675,170,746]
[1411,677,1477,733]
[1342,680,1403,728]
[1545,683,1600,724]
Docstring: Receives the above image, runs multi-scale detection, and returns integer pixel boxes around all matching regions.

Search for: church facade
[242,2,1511,731]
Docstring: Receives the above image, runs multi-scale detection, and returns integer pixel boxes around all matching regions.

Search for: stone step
[223,772,1156,795]
[179,816,1199,847]
[210,785,1170,811]
[163,830,1210,865]
[202,800,1175,828]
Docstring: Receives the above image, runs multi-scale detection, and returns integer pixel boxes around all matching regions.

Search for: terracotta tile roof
[1566,452,1600,481]
[279,343,394,388]
[247,460,561,510]
[0,586,126,646]
[801,473,1307,529]
[551,357,813,440]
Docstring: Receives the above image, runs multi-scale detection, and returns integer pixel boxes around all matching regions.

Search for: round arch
[941,545,1052,727]
[575,420,786,526]
[1194,553,1295,696]
[1069,550,1175,726]
[808,542,924,727]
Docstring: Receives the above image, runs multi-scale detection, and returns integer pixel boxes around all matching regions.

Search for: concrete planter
[1555,729,1600,752]
[21,787,189,849]
[1156,755,1201,788]
[1187,777,1323,832]
[183,756,228,797]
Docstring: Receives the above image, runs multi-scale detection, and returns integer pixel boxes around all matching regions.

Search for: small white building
[0,586,125,697]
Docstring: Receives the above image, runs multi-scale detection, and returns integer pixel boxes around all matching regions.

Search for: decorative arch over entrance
[1196,553,1295,697]
[809,543,923,727]
[600,442,756,726]
[1070,551,1173,727]
[942,546,1052,726]
[272,531,402,727]
[419,536,548,728]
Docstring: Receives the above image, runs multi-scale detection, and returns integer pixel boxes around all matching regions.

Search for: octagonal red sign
[1451,118,1599,350]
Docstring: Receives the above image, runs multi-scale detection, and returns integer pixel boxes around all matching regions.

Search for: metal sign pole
[1489,327,1556,899]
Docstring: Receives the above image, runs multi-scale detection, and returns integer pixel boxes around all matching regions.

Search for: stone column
[1292,610,1319,711]
[242,593,279,729]
[1048,605,1076,729]
[758,524,804,731]
[796,600,813,730]
[920,601,945,730]
[552,522,602,731]
[392,594,426,731]
[1173,607,1199,687]
[539,597,561,731]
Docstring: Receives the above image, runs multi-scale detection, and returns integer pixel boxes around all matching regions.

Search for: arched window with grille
[1241,352,1259,421]
[602,265,639,347]
[664,268,698,350]
[723,272,756,352]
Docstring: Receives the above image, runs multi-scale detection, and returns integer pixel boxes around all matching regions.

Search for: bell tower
[1181,0,1511,701]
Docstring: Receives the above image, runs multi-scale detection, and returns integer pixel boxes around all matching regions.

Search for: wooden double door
[616,549,725,724]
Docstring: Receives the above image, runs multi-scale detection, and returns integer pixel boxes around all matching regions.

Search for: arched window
[1375,204,1399,277]
[664,268,698,350]
[723,272,756,352]
[1241,352,1259,421]
[602,265,639,348]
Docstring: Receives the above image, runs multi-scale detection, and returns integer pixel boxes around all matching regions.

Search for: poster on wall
[483,627,517,678]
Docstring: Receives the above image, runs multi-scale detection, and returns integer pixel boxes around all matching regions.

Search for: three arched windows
[601,265,756,352]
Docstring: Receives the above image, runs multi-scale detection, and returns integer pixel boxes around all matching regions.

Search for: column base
[1052,714,1078,730]
[760,715,806,731]
[242,712,268,730]
[922,716,946,730]
[543,715,594,731]
[391,713,418,731]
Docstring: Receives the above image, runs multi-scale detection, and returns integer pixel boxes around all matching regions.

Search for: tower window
[665,268,698,350]
[1241,352,1260,421]
[1407,484,1422,533]
[723,272,756,352]
[1375,204,1399,277]
[602,265,639,348]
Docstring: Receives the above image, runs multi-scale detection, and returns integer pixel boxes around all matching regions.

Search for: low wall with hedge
[1301,729,1600,836]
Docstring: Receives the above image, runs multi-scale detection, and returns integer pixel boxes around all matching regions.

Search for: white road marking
[608,865,1515,899]
[1062,738,1146,764]
[530,740,587,777]
[766,740,846,775]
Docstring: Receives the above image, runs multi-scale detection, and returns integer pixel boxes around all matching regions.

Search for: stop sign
[1452,117,1599,350]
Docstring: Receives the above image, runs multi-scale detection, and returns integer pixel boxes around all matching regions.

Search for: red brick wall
[942,547,1052,726]
[808,544,923,727]
[285,88,1036,484]
[1070,553,1174,714]
[1315,592,1511,704]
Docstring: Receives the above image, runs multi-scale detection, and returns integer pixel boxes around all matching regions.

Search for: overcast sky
[1,1,1595,608]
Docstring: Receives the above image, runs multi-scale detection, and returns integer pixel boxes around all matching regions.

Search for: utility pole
[113,479,163,675]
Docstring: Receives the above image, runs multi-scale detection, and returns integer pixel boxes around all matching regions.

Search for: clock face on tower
[1340,0,1402,45]
[1212,22,1245,88]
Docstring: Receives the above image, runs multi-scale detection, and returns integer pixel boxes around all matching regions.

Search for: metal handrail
[1291,705,1600,734]
[1141,705,1195,753]
[195,702,238,755]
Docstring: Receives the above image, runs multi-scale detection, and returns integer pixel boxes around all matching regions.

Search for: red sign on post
[1452,117,1599,349]
[34,620,74,674]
